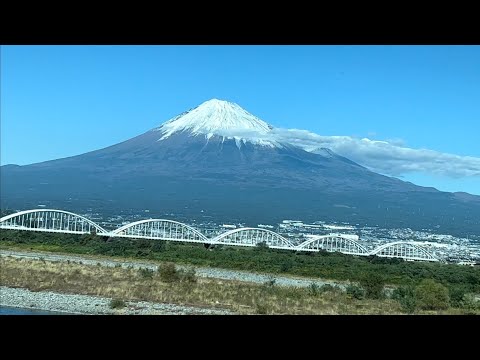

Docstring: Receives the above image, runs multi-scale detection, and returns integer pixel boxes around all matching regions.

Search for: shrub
[110,299,126,309]
[280,261,293,272]
[255,303,268,314]
[319,284,336,293]
[392,286,416,313]
[158,262,179,283]
[448,286,467,308]
[460,294,480,313]
[261,277,277,295]
[360,272,385,299]
[308,282,320,296]
[264,277,276,287]
[139,267,154,279]
[346,284,365,300]
[179,267,197,283]
[414,279,450,310]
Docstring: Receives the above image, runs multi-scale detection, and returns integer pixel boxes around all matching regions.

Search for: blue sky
[1,45,479,194]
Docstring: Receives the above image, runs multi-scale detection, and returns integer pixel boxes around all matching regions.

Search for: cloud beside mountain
[209,127,480,178]
[196,128,480,178]
[269,128,480,178]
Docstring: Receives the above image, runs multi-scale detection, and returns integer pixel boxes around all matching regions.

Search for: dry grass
[0,256,450,315]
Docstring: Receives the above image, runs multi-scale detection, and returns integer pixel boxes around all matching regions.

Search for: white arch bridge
[0,209,439,262]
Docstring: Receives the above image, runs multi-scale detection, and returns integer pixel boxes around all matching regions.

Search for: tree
[359,272,385,299]
[414,279,450,310]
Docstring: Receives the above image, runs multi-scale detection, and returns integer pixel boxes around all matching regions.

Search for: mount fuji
[2,99,479,235]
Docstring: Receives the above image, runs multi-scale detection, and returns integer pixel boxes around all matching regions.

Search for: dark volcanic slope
[2,99,479,236]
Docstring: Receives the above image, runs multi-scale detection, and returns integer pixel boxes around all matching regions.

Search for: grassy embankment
[0,255,468,315]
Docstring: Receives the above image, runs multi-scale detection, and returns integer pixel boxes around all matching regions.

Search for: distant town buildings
[89,209,480,264]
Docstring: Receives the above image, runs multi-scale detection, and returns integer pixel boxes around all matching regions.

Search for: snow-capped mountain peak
[154,99,281,148]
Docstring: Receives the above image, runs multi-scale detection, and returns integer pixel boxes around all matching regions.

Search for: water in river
[0,306,70,315]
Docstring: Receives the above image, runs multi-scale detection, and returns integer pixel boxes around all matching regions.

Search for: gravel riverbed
[0,286,232,315]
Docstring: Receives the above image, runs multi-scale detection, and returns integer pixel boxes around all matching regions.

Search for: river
[0,306,69,315]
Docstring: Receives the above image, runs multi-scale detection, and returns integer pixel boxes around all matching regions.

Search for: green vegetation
[138,267,154,279]
[308,282,320,296]
[1,229,479,314]
[179,267,197,283]
[391,285,416,313]
[0,256,407,314]
[414,279,450,311]
[346,284,365,300]
[158,262,179,283]
[109,298,126,309]
[359,272,386,299]
[156,262,197,283]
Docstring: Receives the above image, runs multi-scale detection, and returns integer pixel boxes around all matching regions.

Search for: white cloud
[186,124,480,178]
[269,128,480,177]
[210,126,480,178]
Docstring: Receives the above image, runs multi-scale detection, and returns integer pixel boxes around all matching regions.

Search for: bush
[264,277,276,287]
[139,267,154,279]
[110,299,126,309]
[448,286,467,308]
[360,272,385,299]
[308,282,320,296]
[414,279,450,310]
[158,262,179,283]
[280,261,293,272]
[392,286,416,313]
[319,284,336,293]
[261,277,277,295]
[346,285,365,300]
[255,303,268,314]
[460,294,480,313]
[179,267,197,283]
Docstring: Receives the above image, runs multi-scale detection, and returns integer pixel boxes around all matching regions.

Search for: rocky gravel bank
[0,286,232,315]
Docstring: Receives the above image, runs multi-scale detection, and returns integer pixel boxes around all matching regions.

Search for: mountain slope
[2,99,479,236]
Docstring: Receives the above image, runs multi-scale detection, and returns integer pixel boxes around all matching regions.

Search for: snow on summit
[155,99,281,148]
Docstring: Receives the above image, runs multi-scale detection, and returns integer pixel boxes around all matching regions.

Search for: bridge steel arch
[369,241,438,262]
[111,219,208,243]
[0,209,443,263]
[296,234,369,255]
[0,209,107,235]
[211,227,295,249]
